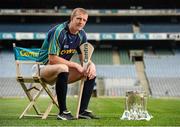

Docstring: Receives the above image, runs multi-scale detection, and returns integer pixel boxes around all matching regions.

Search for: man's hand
[85,62,96,80]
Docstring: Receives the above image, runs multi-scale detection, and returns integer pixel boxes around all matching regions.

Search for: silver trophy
[121,91,153,121]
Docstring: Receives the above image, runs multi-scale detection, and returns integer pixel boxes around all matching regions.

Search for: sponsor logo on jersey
[60,49,76,55]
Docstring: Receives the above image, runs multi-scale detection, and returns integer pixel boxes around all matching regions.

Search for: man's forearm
[48,55,77,68]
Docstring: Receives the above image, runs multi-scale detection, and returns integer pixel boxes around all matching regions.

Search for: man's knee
[56,64,69,73]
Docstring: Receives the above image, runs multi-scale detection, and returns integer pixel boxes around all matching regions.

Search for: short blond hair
[70,8,88,20]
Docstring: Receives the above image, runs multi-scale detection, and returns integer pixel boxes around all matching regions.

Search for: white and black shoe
[57,111,75,120]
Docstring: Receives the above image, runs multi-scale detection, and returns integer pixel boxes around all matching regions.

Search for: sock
[80,77,96,113]
[56,72,69,114]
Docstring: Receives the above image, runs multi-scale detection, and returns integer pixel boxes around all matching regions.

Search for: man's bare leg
[40,64,69,84]
[68,68,84,84]
[40,64,83,84]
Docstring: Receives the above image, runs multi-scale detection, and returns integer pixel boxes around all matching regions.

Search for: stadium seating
[0,24,52,32]
[140,23,180,33]
[148,77,180,96]
[92,48,113,65]
[96,65,137,78]
[1,0,180,98]
[96,65,143,96]
[2,47,180,97]
[0,23,133,33]
[119,49,133,64]
[144,52,180,97]
[85,23,133,33]
[103,78,143,96]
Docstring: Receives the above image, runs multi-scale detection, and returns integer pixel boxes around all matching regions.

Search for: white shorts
[31,64,45,76]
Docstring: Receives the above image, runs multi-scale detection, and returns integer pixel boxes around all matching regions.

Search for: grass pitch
[0,97,180,126]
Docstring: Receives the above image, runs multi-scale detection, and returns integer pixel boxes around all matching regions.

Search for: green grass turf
[0,97,180,126]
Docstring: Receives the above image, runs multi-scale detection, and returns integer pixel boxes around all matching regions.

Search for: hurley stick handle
[75,42,94,119]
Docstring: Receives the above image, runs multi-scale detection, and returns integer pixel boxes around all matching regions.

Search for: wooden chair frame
[13,43,59,119]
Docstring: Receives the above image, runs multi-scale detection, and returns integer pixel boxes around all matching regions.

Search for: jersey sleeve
[48,28,62,56]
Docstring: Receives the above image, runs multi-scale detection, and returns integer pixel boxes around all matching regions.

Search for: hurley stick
[75,42,94,119]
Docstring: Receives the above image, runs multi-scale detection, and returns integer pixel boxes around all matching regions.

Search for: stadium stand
[119,49,133,65]
[144,51,180,97]
[85,23,133,33]
[1,0,180,98]
[0,24,52,32]
[0,23,133,33]
[95,65,144,96]
[140,23,180,33]
[0,50,16,77]
[0,50,24,97]
[92,48,113,65]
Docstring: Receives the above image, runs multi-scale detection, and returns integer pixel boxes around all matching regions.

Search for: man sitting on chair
[37,8,99,120]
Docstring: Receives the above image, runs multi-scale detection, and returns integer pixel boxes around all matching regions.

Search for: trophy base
[120,110,153,121]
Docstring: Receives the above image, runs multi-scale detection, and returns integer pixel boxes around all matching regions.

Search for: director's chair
[13,43,59,119]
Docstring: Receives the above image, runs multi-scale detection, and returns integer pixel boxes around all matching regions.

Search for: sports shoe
[57,111,75,120]
[79,110,100,119]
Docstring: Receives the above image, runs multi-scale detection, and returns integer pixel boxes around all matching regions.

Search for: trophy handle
[125,92,128,110]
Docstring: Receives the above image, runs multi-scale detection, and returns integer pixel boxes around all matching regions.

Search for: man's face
[71,11,88,31]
